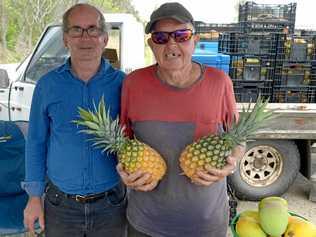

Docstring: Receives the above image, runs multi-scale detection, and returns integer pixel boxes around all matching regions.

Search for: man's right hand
[116,163,158,192]
[24,196,45,234]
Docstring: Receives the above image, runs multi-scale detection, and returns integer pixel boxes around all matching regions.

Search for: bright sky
[131,0,316,30]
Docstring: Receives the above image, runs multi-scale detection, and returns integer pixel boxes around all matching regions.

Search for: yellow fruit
[284,216,316,237]
[259,197,289,237]
[239,209,260,221]
[236,215,267,237]
[74,98,167,182]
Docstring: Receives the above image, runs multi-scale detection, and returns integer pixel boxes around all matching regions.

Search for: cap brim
[145,15,190,34]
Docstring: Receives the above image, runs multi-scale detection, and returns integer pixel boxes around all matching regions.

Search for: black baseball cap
[145,2,194,34]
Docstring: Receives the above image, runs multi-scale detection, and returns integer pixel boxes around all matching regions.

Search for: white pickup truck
[0,13,316,202]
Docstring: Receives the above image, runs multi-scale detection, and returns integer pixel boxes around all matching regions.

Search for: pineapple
[73,98,167,182]
[179,95,274,180]
[0,135,11,143]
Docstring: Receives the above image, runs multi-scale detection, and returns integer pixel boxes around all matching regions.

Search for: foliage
[0,0,140,63]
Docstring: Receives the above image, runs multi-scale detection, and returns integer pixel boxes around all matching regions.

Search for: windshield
[24,26,68,83]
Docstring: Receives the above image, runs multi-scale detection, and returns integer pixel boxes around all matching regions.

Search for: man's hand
[23,196,44,234]
[191,144,246,186]
[116,163,158,192]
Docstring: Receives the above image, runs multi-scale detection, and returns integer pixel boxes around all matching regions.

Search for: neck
[157,63,201,88]
[71,59,101,82]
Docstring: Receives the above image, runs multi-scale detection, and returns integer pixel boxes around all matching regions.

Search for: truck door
[9,26,68,121]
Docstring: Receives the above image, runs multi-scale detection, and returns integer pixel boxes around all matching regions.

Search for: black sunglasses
[66,26,103,38]
[151,29,194,44]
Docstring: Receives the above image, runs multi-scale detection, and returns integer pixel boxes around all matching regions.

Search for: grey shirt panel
[127,121,229,237]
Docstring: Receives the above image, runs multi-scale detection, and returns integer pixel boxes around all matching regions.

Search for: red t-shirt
[120,64,238,236]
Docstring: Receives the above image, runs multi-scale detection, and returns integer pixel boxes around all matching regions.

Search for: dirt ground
[227,173,316,237]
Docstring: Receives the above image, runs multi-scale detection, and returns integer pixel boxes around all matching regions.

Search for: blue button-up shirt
[22,59,125,196]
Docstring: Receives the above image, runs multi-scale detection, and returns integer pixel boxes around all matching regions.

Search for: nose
[81,30,90,39]
[166,36,177,45]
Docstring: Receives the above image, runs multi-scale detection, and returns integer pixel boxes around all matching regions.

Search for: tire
[228,140,300,201]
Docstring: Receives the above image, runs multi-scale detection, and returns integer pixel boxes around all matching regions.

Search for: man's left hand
[191,145,245,186]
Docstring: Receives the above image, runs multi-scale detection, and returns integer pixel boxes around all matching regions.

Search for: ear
[147,37,154,50]
[103,33,109,47]
[193,34,200,46]
[63,33,68,48]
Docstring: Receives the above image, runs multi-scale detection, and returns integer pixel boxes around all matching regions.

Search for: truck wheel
[228,140,300,201]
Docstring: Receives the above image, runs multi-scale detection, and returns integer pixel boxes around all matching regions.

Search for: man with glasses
[22,3,126,237]
[116,2,245,237]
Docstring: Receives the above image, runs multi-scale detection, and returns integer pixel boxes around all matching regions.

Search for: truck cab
[0,13,144,121]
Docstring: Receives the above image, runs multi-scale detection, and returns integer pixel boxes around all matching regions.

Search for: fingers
[192,158,239,186]
[128,173,151,188]
[24,213,35,234]
[191,174,217,186]
[116,163,157,191]
[135,180,158,192]
[39,212,45,232]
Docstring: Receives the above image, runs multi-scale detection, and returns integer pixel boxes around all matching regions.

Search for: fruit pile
[234,197,316,237]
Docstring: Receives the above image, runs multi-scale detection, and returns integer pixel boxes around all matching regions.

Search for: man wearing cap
[116,2,245,237]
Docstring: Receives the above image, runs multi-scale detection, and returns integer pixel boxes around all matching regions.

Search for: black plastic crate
[239,21,294,34]
[229,56,276,81]
[238,1,296,33]
[219,32,240,54]
[219,32,286,56]
[281,36,316,62]
[233,80,272,102]
[194,21,240,34]
[274,62,316,87]
[272,86,316,103]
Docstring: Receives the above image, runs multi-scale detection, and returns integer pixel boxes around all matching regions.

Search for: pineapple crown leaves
[72,96,127,154]
[224,95,276,147]
[0,135,11,143]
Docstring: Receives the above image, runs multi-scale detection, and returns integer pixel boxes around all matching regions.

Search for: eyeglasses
[151,29,194,44]
[66,26,103,38]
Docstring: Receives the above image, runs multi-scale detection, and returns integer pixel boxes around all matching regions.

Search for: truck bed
[237,103,316,139]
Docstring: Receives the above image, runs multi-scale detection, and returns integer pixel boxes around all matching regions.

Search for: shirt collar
[56,57,111,77]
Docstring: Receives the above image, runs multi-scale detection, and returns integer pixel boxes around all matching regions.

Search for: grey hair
[62,3,107,33]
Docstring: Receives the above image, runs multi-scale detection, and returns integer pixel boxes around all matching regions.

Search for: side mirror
[0,69,10,88]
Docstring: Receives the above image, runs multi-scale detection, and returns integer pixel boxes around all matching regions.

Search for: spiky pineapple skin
[179,135,230,179]
[118,139,167,182]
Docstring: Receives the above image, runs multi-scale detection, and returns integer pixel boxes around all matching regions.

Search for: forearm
[232,143,246,161]
[22,81,49,197]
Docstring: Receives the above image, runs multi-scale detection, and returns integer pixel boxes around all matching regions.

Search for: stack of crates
[219,31,286,102]
[217,1,309,103]
[238,2,296,34]
[273,35,316,103]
